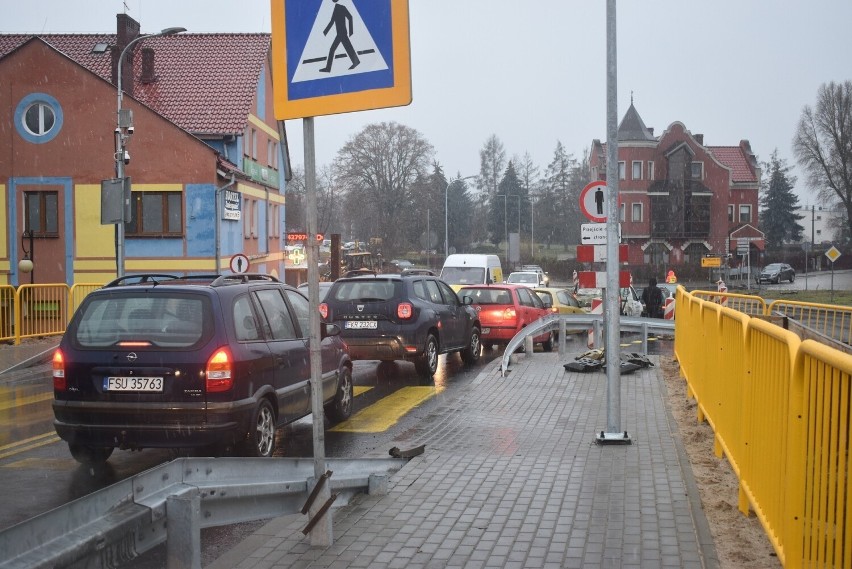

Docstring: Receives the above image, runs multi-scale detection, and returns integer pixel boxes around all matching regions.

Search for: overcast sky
[7,0,852,204]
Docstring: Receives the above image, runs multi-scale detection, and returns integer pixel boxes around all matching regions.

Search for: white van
[440,254,503,292]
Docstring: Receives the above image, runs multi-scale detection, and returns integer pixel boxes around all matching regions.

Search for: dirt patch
[661,357,782,569]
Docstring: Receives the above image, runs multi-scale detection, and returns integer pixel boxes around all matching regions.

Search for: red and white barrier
[663,297,675,320]
[587,298,603,348]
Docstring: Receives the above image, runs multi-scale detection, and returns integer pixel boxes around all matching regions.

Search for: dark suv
[319,270,481,376]
[52,273,353,465]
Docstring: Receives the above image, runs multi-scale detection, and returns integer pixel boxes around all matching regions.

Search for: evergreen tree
[488,161,524,247]
[539,141,575,248]
[446,172,475,253]
[759,149,804,248]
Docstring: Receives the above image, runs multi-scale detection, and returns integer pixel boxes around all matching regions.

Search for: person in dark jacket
[642,277,664,318]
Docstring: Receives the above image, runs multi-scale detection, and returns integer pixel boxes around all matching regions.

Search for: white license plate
[345,320,377,330]
[481,328,491,334]
[104,376,164,392]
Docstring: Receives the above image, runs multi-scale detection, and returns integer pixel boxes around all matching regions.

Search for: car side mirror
[321,323,341,339]
[461,296,473,305]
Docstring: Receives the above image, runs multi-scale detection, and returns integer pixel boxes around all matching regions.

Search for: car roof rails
[210,273,281,286]
[401,268,436,276]
[343,269,378,278]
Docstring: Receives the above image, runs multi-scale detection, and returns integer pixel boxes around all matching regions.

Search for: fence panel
[691,289,767,316]
[770,299,852,345]
[786,340,852,569]
[0,286,15,343]
[15,284,70,343]
[69,283,104,315]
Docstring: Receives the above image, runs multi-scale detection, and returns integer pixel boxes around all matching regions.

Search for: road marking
[3,457,73,470]
[354,386,372,397]
[330,386,436,433]
[0,431,60,460]
[0,392,53,411]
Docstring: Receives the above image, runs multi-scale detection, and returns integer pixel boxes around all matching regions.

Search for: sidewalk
[209,352,718,569]
[0,336,59,377]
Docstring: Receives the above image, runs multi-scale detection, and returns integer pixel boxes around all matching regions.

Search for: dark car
[52,273,353,465]
[758,263,796,284]
[319,269,482,377]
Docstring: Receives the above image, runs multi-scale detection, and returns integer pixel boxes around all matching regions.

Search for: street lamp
[444,175,476,258]
[115,26,186,277]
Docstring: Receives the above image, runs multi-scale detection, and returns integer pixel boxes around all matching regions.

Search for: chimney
[140,48,156,83]
[695,133,704,145]
[111,13,141,91]
[648,127,654,136]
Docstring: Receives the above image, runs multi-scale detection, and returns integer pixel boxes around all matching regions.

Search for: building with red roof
[589,102,764,275]
[0,13,289,285]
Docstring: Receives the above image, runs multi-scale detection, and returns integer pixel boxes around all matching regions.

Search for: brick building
[0,14,288,286]
[590,103,764,276]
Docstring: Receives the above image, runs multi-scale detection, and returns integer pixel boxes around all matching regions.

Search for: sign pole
[597,0,629,445]
[303,117,332,546]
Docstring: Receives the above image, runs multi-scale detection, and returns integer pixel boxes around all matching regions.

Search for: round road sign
[230,253,250,274]
[579,181,621,223]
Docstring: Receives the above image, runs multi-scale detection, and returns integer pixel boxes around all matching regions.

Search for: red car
[457,284,554,352]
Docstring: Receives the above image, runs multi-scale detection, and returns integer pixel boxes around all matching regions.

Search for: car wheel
[541,331,554,353]
[461,326,482,365]
[68,444,114,465]
[244,399,276,458]
[414,334,439,377]
[325,366,353,423]
[774,276,780,284]
[790,273,795,283]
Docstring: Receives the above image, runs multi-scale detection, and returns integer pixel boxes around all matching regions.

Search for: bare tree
[793,81,852,242]
[334,122,434,256]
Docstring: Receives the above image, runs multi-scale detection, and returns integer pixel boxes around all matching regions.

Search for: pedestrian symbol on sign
[292,0,388,83]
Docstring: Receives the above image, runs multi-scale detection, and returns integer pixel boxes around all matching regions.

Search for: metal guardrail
[500,313,675,376]
[0,456,407,569]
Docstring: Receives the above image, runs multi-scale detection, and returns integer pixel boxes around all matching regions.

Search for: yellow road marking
[0,392,54,411]
[331,386,435,433]
[0,432,60,460]
[353,386,372,397]
[3,457,73,469]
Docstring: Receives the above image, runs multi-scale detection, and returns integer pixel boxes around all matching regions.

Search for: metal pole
[598,0,629,445]
[304,117,332,546]
[114,27,185,278]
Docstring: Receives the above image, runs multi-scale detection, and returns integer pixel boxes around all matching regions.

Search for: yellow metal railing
[691,289,767,316]
[769,299,852,345]
[675,289,852,568]
[0,283,104,345]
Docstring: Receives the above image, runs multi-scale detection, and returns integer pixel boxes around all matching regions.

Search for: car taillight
[550,307,558,313]
[52,350,66,391]
[206,348,233,392]
[397,302,413,319]
[503,307,517,320]
[319,303,329,319]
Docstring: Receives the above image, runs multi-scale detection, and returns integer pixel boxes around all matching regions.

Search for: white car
[520,265,550,286]
[506,271,546,288]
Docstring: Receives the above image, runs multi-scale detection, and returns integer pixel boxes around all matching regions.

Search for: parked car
[506,271,547,288]
[758,263,796,284]
[457,284,554,351]
[52,273,353,465]
[297,281,333,301]
[533,287,585,315]
[520,265,550,286]
[319,269,481,377]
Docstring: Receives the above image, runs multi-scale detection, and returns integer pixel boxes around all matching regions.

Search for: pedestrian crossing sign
[271,0,412,119]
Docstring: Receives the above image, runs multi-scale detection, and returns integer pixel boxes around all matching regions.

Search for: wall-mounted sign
[223,190,241,221]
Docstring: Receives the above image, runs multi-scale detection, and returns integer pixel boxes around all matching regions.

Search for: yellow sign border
[271,0,412,120]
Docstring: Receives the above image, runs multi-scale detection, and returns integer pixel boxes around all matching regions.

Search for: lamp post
[444,175,476,258]
[115,26,186,277]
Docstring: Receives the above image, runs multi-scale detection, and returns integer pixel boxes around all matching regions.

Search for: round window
[14,93,63,144]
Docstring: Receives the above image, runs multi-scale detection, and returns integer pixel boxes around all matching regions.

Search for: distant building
[0,14,289,286]
[795,205,844,245]
[589,103,763,271]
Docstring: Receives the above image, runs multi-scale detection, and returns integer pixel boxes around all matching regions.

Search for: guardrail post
[524,335,534,357]
[167,488,201,569]
[558,318,567,355]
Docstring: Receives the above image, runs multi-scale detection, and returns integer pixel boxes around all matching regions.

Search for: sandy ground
[661,357,782,569]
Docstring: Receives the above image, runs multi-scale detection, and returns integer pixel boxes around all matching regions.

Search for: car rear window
[440,266,485,285]
[458,287,512,305]
[73,292,211,348]
[330,280,400,302]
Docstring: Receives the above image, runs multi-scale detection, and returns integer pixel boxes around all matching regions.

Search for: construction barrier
[587,298,602,348]
[0,283,104,345]
[674,289,852,568]
[663,297,675,320]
